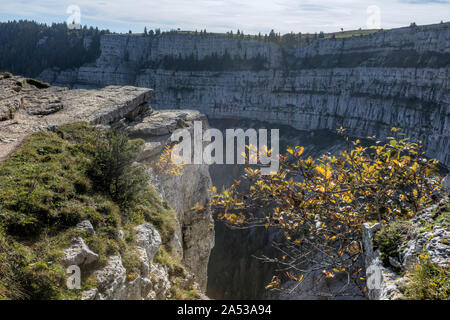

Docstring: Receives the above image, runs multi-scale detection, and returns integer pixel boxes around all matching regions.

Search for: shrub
[24,78,51,89]
[433,201,450,228]
[88,130,147,206]
[373,221,412,266]
[0,71,12,79]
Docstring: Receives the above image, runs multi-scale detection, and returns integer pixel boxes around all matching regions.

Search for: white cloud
[0,0,449,34]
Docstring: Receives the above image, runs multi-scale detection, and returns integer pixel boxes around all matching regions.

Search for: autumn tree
[211,128,441,297]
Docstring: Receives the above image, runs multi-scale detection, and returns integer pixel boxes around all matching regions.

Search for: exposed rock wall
[128,110,215,291]
[363,196,450,300]
[39,22,450,166]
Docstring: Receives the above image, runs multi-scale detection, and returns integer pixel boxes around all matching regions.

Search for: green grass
[0,122,180,299]
[373,220,412,267]
[324,29,380,39]
[433,201,450,228]
[405,259,450,300]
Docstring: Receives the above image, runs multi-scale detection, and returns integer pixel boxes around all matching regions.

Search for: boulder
[134,223,162,261]
[94,255,127,300]
[75,220,95,235]
[61,237,98,266]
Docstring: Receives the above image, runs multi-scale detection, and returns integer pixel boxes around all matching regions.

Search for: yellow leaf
[295,147,305,157]
[315,166,325,176]
[325,167,332,179]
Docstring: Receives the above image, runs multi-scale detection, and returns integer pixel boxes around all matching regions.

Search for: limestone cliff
[39,22,450,166]
[124,109,215,291]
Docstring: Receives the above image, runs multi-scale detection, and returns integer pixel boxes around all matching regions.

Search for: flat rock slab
[127,109,204,138]
[0,74,154,161]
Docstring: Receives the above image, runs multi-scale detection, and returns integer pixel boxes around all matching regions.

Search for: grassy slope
[0,122,194,300]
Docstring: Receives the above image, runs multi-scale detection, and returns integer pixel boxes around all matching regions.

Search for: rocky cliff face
[0,74,214,298]
[39,22,450,166]
[125,109,215,291]
[362,193,450,300]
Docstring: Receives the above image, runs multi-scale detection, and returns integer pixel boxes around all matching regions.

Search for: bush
[373,221,412,267]
[0,71,12,79]
[24,78,51,89]
[88,130,147,206]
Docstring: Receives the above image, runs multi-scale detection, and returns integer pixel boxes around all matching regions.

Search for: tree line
[0,20,108,77]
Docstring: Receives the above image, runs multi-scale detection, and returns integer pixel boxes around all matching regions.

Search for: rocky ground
[0,72,154,161]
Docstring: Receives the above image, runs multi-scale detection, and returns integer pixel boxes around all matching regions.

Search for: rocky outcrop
[132,110,215,291]
[362,222,404,300]
[79,215,208,299]
[134,223,162,262]
[82,223,162,300]
[61,237,99,267]
[363,197,450,300]
[75,220,95,235]
[38,22,450,166]
[0,74,214,299]
[0,74,154,161]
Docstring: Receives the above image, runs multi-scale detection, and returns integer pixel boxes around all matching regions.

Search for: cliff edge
[0,73,214,299]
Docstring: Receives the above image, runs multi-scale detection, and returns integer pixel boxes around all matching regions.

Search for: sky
[0,0,449,34]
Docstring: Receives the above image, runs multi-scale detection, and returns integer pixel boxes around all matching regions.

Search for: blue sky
[0,0,449,34]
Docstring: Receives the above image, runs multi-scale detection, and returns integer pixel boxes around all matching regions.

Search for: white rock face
[362,223,404,300]
[61,237,99,266]
[134,223,162,262]
[39,23,450,166]
[93,255,127,300]
[137,110,215,291]
[75,220,95,235]
[400,201,450,270]
[81,222,199,300]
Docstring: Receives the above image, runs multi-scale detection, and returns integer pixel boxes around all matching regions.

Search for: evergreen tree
[0,20,107,77]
